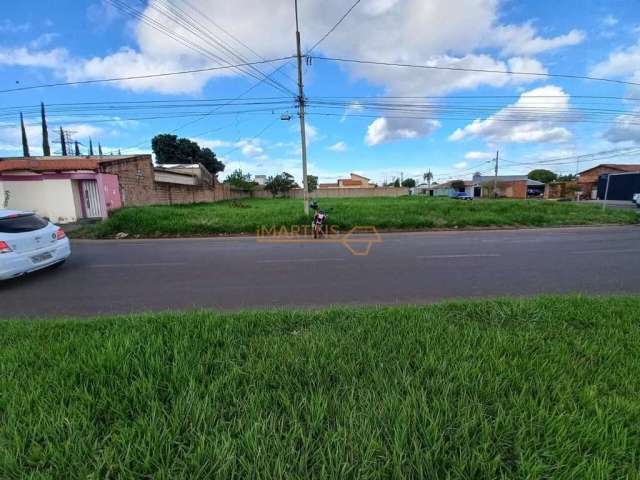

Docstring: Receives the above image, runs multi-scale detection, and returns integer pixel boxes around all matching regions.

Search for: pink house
[0,157,126,223]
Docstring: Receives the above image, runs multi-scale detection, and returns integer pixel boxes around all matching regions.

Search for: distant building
[472,173,544,198]
[578,164,640,199]
[414,173,544,199]
[419,180,476,197]
[319,173,375,189]
[254,174,267,186]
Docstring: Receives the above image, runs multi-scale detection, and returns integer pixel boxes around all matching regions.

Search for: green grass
[2,296,640,478]
[74,197,638,238]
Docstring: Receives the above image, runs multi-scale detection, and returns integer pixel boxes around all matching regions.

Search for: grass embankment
[75,197,637,238]
[2,296,640,478]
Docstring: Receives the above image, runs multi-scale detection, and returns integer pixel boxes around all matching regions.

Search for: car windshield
[0,214,48,233]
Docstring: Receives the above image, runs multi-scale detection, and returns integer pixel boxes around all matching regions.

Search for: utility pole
[493,150,499,198]
[294,0,310,215]
[602,174,610,211]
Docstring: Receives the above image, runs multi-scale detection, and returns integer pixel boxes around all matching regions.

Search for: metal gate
[82,180,104,218]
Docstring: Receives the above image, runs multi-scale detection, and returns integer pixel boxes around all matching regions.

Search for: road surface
[2,226,640,318]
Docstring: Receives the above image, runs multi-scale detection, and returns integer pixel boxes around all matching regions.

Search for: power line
[500,147,640,167]
[143,0,296,95]
[178,0,299,89]
[309,94,640,101]
[0,57,295,94]
[307,0,361,53]
[107,0,296,96]
[310,56,640,87]
[305,110,640,127]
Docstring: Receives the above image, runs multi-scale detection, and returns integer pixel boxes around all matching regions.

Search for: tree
[423,170,433,187]
[393,178,400,187]
[74,141,81,156]
[98,143,103,156]
[152,134,225,175]
[402,178,416,188]
[20,113,30,157]
[307,175,318,192]
[528,169,558,184]
[557,173,576,182]
[450,180,466,191]
[41,102,50,156]
[265,172,296,198]
[59,127,67,156]
[196,147,224,175]
[88,138,94,156]
[225,169,256,191]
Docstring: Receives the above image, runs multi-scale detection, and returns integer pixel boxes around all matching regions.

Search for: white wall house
[0,158,124,224]
[1,176,82,223]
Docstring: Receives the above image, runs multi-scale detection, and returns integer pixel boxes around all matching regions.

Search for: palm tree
[423,170,433,188]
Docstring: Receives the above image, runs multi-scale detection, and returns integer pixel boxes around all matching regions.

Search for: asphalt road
[2,226,640,318]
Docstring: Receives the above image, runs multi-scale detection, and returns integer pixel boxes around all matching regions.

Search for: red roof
[0,155,148,173]
[0,159,99,172]
[341,179,365,186]
[579,163,640,175]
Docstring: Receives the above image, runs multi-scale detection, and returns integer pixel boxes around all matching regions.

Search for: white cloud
[190,138,232,150]
[0,0,581,96]
[327,141,347,152]
[235,139,265,158]
[347,54,548,97]
[464,151,494,160]
[449,85,573,144]
[0,20,30,33]
[365,117,440,146]
[289,122,320,147]
[603,108,640,144]
[0,47,68,69]
[602,15,619,27]
[454,161,468,169]
[305,123,319,144]
[489,24,585,56]
[591,41,640,83]
[65,47,224,94]
[340,101,365,122]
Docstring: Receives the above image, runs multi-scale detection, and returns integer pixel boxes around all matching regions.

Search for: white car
[0,210,71,281]
[633,193,640,207]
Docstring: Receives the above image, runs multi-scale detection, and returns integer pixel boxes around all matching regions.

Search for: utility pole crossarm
[295,0,310,215]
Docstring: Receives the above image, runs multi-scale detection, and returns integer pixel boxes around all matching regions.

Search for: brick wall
[99,156,156,206]
[99,155,250,207]
[152,182,249,205]
[576,166,640,196]
[482,180,527,199]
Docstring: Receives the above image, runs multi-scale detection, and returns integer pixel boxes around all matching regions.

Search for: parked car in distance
[451,192,474,200]
[633,193,640,207]
[0,210,71,280]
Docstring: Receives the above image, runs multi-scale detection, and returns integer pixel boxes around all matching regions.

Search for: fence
[252,187,409,199]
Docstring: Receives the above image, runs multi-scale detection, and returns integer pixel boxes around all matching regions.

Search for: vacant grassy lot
[2,296,640,478]
[76,197,637,238]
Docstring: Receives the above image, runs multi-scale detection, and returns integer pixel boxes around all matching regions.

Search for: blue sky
[1,0,640,184]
